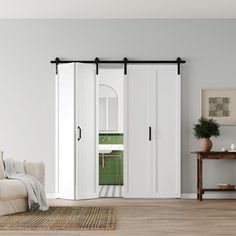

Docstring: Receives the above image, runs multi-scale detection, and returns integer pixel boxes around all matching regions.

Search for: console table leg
[199,156,203,201]
[197,157,200,200]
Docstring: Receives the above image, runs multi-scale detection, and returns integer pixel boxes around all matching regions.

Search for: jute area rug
[0,206,116,231]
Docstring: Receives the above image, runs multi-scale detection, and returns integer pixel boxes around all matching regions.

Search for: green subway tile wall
[99,133,123,185]
[99,133,123,144]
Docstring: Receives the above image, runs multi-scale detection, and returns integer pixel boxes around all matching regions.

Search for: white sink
[99,144,124,154]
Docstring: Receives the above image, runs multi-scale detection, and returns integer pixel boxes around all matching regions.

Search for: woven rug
[0,206,116,230]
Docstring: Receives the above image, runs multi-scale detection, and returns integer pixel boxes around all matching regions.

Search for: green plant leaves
[193,117,220,139]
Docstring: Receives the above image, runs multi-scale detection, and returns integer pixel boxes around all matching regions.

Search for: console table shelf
[191,151,236,201]
[203,188,236,192]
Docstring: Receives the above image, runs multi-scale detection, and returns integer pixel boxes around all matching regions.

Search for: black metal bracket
[95,57,99,75]
[55,57,60,75]
[123,57,128,75]
[176,57,182,75]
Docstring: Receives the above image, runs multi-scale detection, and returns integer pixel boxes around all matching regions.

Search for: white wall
[0,20,236,195]
[99,69,124,133]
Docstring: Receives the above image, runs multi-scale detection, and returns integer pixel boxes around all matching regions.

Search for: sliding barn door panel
[125,66,156,197]
[57,63,75,199]
[125,65,180,198]
[76,63,98,200]
[56,63,98,200]
[155,67,180,198]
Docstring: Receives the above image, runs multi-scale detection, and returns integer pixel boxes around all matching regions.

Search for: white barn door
[124,66,156,197]
[155,65,181,198]
[57,63,76,199]
[75,63,98,200]
[56,63,98,200]
[124,64,180,198]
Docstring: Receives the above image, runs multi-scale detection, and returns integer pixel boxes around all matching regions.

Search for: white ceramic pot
[231,144,236,151]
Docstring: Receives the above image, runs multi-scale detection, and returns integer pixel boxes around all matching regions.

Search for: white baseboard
[48,193,236,200]
[46,193,56,199]
[181,194,197,199]
[181,193,236,199]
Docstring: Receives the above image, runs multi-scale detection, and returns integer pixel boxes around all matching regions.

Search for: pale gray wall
[0,19,236,194]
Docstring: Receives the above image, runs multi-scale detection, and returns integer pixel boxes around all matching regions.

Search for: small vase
[200,138,212,152]
[231,144,236,151]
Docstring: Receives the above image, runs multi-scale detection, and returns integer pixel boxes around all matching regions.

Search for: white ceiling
[0,0,236,19]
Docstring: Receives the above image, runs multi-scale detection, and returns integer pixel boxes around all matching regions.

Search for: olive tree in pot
[193,117,220,152]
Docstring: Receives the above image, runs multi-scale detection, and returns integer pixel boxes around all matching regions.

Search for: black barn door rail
[51,57,186,75]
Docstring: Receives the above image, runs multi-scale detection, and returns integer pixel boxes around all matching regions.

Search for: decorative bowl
[218,183,235,190]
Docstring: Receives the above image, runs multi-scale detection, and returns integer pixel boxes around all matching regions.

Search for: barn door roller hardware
[51,57,186,75]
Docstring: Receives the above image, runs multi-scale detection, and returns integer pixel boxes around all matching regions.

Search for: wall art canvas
[201,89,236,125]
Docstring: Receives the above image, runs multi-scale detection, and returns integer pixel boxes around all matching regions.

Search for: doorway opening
[98,68,124,198]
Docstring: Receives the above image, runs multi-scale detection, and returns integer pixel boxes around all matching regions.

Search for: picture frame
[201,89,236,125]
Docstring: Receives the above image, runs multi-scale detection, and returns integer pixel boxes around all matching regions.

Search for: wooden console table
[191,151,236,201]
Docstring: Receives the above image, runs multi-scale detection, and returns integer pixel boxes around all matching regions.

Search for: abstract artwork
[201,89,236,125]
[208,97,229,117]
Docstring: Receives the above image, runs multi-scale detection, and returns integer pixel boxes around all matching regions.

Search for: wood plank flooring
[2,198,236,236]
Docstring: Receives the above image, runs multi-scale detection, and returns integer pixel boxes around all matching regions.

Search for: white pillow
[0,151,6,179]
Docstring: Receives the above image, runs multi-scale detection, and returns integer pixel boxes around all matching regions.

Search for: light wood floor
[2,198,236,236]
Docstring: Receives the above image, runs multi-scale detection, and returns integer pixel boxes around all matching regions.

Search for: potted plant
[193,117,220,152]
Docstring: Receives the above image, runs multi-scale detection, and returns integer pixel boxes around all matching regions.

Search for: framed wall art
[201,89,236,125]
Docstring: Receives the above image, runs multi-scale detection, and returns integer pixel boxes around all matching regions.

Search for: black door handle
[149,127,151,141]
[78,126,81,141]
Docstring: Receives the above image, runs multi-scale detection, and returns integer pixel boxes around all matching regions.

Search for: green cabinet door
[99,151,123,185]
